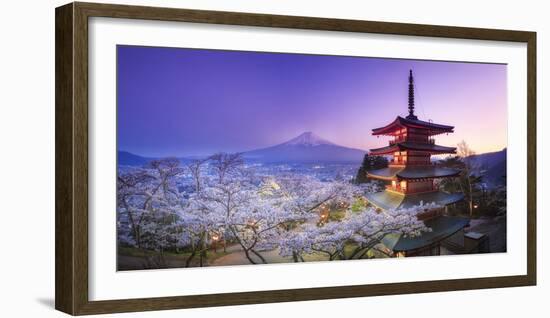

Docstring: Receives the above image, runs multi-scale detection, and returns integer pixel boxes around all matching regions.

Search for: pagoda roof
[372,116,454,136]
[365,190,464,211]
[382,216,470,252]
[367,166,460,180]
[370,142,456,155]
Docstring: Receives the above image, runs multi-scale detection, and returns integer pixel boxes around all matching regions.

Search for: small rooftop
[464,231,486,240]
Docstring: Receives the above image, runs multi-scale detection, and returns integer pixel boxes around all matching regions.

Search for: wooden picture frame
[55,2,536,315]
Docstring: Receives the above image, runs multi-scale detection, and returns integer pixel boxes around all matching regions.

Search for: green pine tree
[355,154,388,184]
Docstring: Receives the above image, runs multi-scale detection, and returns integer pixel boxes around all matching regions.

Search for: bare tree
[457,140,480,216]
[208,152,244,183]
[186,158,208,193]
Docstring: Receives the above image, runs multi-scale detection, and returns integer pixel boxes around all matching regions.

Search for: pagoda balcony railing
[389,138,436,145]
[386,184,436,194]
[390,160,434,166]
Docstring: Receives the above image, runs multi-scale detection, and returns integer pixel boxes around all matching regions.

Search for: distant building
[365,70,487,257]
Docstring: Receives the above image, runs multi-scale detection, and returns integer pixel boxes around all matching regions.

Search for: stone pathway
[210,247,293,266]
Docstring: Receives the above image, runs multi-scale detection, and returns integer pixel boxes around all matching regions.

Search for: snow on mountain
[283,132,336,146]
[244,132,366,163]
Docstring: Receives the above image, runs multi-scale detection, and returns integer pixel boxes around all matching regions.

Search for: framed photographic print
[55,2,536,315]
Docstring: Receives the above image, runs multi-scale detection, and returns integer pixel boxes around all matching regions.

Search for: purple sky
[117,45,507,157]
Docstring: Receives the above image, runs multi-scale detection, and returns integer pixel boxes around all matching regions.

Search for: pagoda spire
[406,69,418,120]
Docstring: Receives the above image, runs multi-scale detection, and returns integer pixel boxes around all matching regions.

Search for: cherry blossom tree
[117,158,191,267]
[279,205,432,261]
[117,158,183,249]
[117,153,432,268]
[193,165,301,264]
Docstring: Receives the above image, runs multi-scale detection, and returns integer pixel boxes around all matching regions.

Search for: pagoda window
[395,132,407,143]
[392,152,407,165]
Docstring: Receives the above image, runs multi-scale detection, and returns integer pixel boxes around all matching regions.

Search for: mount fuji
[243,132,366,163]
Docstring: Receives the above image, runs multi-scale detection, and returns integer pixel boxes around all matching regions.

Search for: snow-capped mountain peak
[283,132,336,147]
[243,131,365,163]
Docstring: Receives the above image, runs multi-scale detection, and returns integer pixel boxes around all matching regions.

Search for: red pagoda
[365,70,471,257]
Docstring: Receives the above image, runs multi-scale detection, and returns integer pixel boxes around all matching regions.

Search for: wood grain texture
[55,2,75,314]
[73,2,90,314]
[526,32,537,285]
[55,2,537,315]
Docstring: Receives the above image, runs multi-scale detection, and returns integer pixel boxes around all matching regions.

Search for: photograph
[116,45,508,270]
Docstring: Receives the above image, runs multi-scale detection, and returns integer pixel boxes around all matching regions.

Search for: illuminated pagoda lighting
[365,70,468,257]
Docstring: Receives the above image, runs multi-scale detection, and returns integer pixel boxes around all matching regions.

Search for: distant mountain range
[470,148,507,187]
[119,132,367,165]
[118,133,506,185]
[118,151,157,166]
